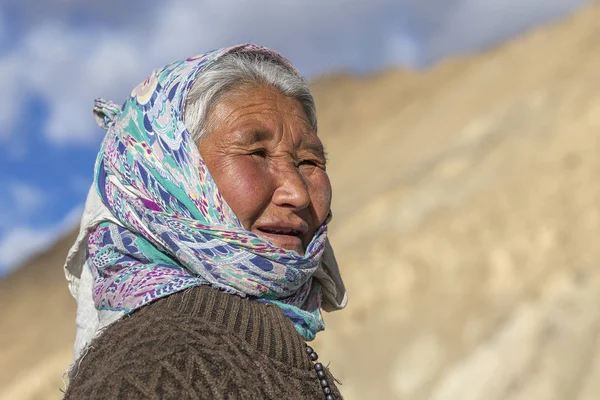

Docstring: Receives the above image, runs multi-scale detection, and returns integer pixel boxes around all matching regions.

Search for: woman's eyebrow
[233,129,272,145]
[302,142,328,161]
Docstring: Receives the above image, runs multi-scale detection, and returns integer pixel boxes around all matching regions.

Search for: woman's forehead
[206,85,318,144]
[217,84,308,118]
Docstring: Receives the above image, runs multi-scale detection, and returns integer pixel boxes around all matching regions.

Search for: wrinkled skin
[197,84,331,255]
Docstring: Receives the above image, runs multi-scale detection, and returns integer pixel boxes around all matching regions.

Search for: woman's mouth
[254,224,308,254]
[258,227,303,236]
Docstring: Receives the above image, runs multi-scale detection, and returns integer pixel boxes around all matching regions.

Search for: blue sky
[0,0,588,275]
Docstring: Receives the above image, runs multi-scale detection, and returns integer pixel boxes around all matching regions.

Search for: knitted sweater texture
[64,285,342,399]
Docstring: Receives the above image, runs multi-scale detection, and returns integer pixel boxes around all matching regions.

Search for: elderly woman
[63,44,347,399]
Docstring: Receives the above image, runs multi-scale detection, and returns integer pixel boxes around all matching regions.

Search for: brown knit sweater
[64,285,342,399]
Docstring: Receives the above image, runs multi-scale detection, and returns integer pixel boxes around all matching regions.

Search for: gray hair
[183,50,317,142]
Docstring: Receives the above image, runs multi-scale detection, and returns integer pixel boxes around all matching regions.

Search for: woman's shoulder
[64,285,342,399]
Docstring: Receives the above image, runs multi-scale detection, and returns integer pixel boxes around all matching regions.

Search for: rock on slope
[1,2,599,398]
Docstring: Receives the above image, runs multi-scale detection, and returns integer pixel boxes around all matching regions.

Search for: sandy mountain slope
[0,232,77,399]
[1,2,600,398]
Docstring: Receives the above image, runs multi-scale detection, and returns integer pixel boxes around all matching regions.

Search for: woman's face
[197,84,331,255]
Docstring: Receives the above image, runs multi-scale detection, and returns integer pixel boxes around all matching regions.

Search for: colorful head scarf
[87,44,334,340]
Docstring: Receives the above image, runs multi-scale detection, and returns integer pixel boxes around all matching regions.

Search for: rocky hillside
[2,2,599,398]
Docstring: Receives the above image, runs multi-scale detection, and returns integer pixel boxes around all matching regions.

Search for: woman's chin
[254,231,305,255]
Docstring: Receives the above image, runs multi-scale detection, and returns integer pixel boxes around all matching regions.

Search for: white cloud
[0,227,58,274]
[0,205,82,275]
[0,0,419,144]
[9,181,44,216]
[0,0,591,145]
[426,0,589,61]
[0,56,26,138]
[0,181,47,232]
[385,34,421,68]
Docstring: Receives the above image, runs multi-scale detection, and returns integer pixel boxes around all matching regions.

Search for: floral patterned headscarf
[88,44,334,340]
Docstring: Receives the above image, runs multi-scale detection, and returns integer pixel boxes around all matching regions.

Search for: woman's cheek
[221,158,272,225]
[308,170,332,222]
[236,158,269,191]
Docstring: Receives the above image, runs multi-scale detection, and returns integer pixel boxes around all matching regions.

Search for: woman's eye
[298,159,320,167]
[250,149,267,158]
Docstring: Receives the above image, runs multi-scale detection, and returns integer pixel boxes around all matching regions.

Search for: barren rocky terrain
[2,2,599,398]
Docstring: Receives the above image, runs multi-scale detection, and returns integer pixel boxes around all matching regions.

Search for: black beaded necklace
[306,344,335,400]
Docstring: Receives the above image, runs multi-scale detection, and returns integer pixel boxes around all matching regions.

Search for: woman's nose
[272,165,311,210]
